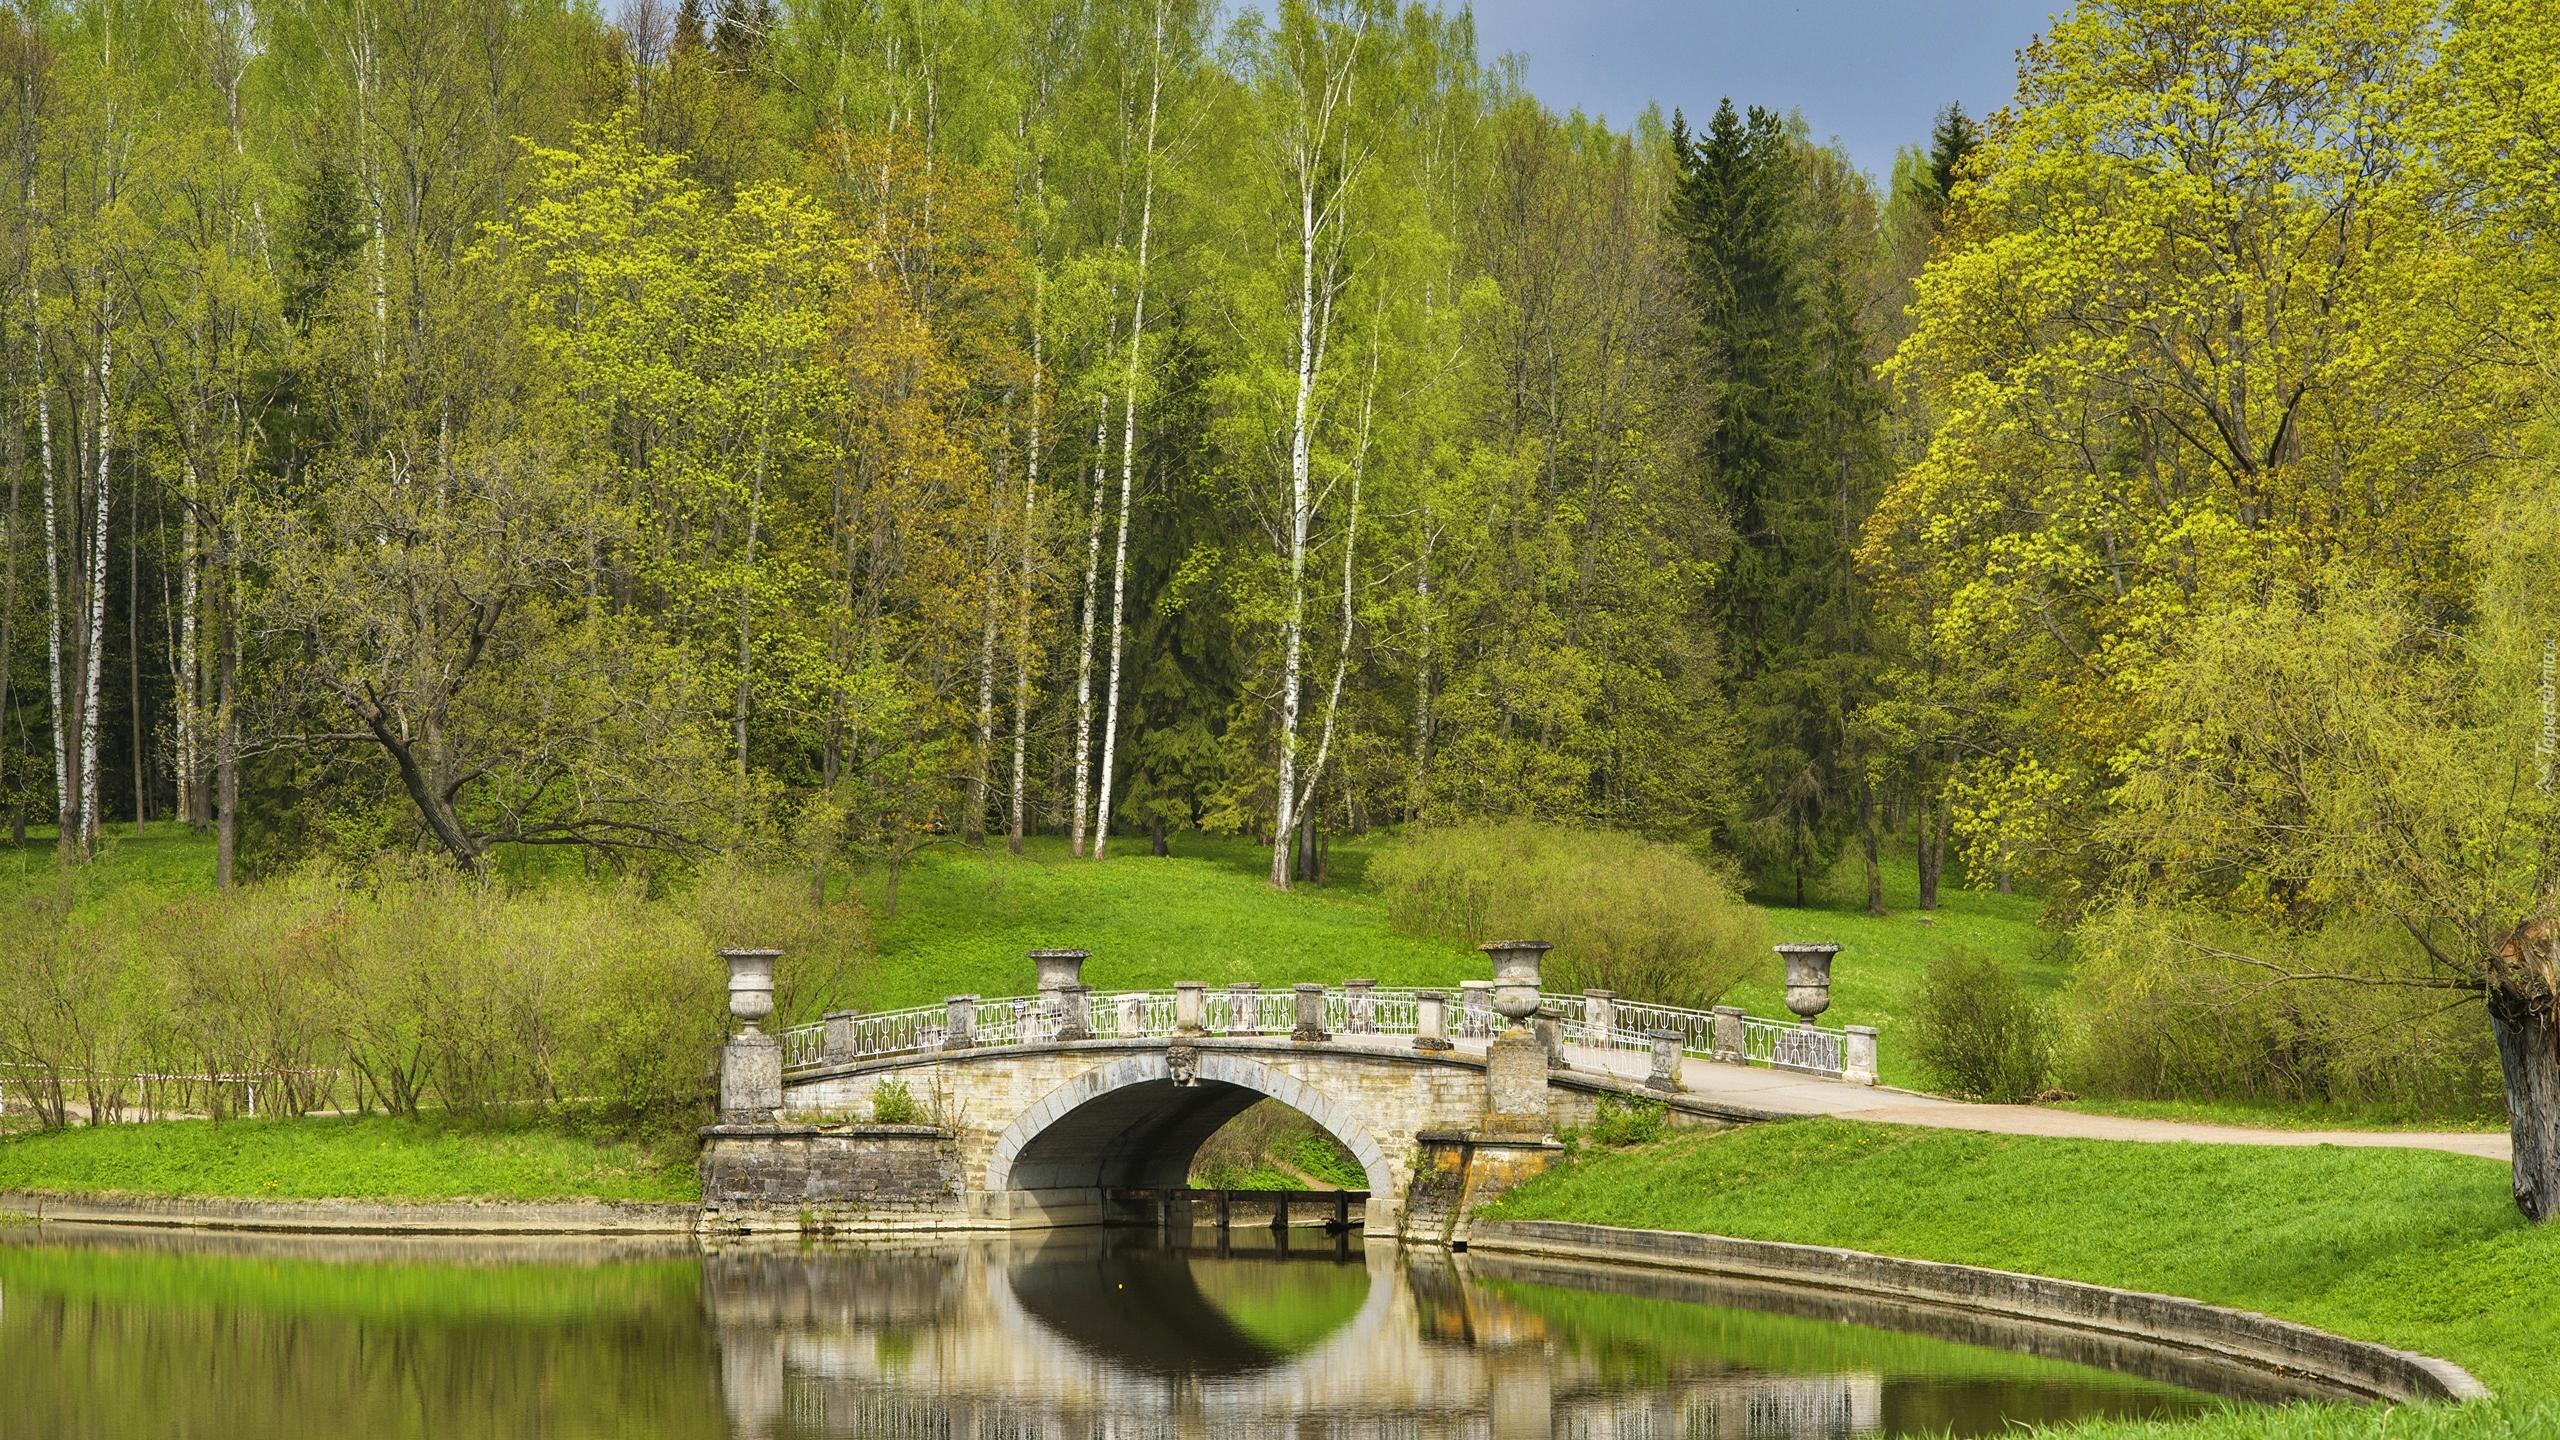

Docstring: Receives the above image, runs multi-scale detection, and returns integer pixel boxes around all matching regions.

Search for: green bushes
[0,862,867,1134]
[870,1079,920,1124]
[1588,1094,1669,1147]
[1365,822,1766,1006]
[1909,952,2055,1103]
[2060,906,2500,1119]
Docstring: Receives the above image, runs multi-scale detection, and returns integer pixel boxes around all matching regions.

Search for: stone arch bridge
[700,960,1877,1236]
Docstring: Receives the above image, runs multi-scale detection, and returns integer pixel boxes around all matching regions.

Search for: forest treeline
[14,0,2560,1201]
[0,0,1936,902]
[15,0,2560,1157]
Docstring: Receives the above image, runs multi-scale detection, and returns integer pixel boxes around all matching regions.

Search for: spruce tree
[1926,103,1979,215]
[1669,101,1888,902]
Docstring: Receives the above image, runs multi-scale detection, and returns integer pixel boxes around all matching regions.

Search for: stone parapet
[1461,1219,2489,1405]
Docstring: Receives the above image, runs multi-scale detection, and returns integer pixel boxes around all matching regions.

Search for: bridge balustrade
[779,985,1864,1081]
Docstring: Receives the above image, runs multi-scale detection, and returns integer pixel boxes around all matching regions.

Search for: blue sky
[1464,1,2066,180]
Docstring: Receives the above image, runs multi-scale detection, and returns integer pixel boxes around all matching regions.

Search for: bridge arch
[986,1050,1396,1196]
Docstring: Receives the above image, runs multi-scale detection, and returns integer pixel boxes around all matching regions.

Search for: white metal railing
[776,985,1860,1080]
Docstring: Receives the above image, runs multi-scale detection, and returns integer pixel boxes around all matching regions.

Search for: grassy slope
[0,1113,699,1203]
[841,834,1487,1009]
[1485,1119,2555,1437]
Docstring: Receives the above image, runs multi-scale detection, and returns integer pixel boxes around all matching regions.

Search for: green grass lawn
[840,834,1490,1009]
[0,1113,700,1204]
[1485,1118,2554,1437]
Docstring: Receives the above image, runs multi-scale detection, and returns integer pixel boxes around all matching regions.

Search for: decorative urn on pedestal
[1772,942,1847,1075]
[1478,940,1554,1134]
[1776,943,1841,1023]
[718,948,785,1125]
[1483,940,1551,1033]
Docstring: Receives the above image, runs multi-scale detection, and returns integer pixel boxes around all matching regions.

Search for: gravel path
[1556,1044,2514,1162]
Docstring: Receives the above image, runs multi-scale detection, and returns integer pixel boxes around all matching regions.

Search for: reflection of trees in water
[0,1229,729,1440]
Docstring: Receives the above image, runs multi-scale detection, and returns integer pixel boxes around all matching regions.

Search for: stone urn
[721,948,782,1035]
[1481,940,1553,1034]
[1030,948,1090,997]
[1776,943,1842,1024]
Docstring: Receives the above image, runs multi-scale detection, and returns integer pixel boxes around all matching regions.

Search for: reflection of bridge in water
[703,1235,1894,1440]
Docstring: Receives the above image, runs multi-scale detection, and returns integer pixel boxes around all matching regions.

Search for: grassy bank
[1484,1118,2552,1436]
[0,1113,701,1204]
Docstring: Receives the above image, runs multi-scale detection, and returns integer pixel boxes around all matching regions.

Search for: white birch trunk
[1293,341,1376,845]
[1009,323,1040,855]
[1093,13,1168,864]
[971,456,1001,843]
[177,461,200,827]
[1270,185,1320,889]
[79,328,110,851]
[35,281,66,848]
[1410,505,1433,814]
[1068,395,1110,857]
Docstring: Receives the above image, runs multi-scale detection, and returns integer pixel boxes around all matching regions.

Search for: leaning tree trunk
[2491,986,2560,1221]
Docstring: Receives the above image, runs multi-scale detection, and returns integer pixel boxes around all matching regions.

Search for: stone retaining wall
[0,1190,701,1235]
[696,1122,964,1235]
[1462,1218,2488,1405]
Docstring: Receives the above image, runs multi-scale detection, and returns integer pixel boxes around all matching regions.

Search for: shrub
[1364,821,1766,1007]
[1909,951,2056,1103]
[871,1079,921,1125]
[2062,905,2500,1118]
[1588,1094,1668,1147]
[0,860,868,1135]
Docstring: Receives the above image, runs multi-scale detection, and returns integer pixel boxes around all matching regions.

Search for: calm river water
[0,1224,2313,1439]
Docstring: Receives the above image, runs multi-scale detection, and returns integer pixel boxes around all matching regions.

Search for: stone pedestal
[1534,1006,1566,1069]
[1483,1030,1550,1136]
[1055,983,1093,1042]
[1173,981,1207,1036]
[1344,978,1377,1033]
[1582,989,1617,1045]
[1845,1024,1879,1086]
[1647,1029,1685,1091]
[1414,990,1453,1051]
[1032,949,1088,1039]
[720,1033,783,1125]
[1117,992,1145,1038]
[942,995,977,1050]
[1460,981,1494,1039]
[1227,982,1261,1036]
[1291,983,1330,1043]
[1712,1005,1746,1063]
[822,1010,859,1063]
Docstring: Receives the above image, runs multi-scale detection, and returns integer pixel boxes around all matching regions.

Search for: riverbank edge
[0,1189,703,1234]
[1457,1217,2488,1406]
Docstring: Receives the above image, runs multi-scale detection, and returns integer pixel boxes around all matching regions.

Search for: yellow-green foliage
[0,861,866,1129]
[2066,905,2500,1119]
[1365,822,1766,1006]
